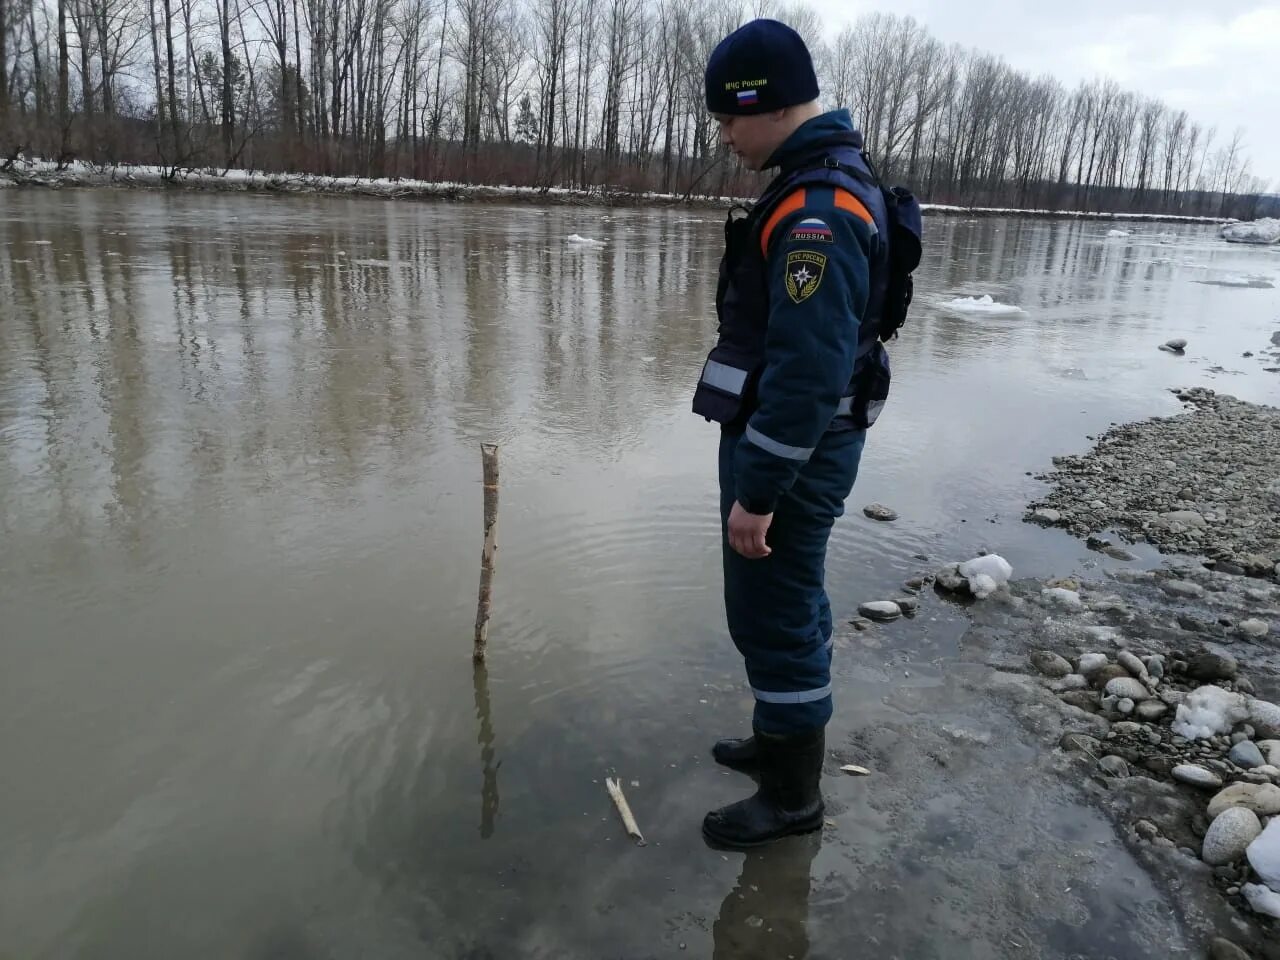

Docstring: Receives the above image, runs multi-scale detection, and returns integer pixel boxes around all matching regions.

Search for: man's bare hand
[728,502,773,559]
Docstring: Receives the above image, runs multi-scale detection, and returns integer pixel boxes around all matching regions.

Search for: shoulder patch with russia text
[788,217,833,243]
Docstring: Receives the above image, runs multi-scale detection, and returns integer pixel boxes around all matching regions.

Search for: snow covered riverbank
[1,159,1235,224]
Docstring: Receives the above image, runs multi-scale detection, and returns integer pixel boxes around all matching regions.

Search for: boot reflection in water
[712,833,819,960]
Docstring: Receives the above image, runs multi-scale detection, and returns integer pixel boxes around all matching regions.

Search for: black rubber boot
[712,735,758,769]
[702,728,825,849]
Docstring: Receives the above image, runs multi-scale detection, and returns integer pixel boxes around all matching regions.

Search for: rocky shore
[866,558,1280,958]
[851,348,1280,955]
[1027,385,1280,580]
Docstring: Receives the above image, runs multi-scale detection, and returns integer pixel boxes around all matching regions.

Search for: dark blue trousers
[719,428,865,735]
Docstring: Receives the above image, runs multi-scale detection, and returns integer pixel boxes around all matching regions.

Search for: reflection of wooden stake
[606,777,646,846]
[474,443,500,663]
[474,662,500,839]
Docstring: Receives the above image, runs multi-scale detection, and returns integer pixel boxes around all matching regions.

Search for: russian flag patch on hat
[736,88,760,106]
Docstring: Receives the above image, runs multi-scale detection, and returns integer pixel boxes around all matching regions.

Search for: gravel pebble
[863,503,899,522]
[858,601,902,623]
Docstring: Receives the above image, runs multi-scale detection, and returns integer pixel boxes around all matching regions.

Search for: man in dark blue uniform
[692,19,894,848]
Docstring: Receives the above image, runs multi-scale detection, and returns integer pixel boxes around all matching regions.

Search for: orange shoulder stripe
[759,189,807,256]
[833,188,874,226]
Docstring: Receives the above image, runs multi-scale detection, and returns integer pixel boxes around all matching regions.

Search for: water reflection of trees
[904,216,1199,366]
[0,195,1229,544]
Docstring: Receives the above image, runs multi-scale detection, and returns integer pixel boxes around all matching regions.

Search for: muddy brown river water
[2,189,1279,958]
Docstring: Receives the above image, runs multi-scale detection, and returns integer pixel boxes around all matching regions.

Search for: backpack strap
[752,135,885,257]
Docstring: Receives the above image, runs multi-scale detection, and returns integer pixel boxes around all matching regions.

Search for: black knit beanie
[704,19,819,116]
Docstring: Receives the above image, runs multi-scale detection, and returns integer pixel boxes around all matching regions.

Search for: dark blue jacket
[729,110,881,514]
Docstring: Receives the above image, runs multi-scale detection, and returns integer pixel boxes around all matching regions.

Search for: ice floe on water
[1106,229,1131,238]
[1221,218,1280,245]
[1052,366,1090,380]
[1194,275,1275,289]
[942,295,1025,315]
[566,234,606,246]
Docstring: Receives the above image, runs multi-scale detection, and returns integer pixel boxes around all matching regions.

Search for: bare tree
[57,0,71,156]
[0,0,10,142]
[1131,98,1163,210]
[0,0,1268,217]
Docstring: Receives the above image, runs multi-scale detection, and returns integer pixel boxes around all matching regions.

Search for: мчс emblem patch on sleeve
[788,217,833,243]
[785,250,827,304]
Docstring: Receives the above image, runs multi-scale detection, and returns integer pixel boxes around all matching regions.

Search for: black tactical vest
[692,133,892,433]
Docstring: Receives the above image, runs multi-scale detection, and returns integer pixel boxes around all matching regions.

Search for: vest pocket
[850,346,891,429]
[692,344,760,425]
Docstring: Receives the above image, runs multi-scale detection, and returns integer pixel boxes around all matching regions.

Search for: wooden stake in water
[473,443,500,663]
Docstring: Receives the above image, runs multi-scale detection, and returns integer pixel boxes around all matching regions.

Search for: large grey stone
[1117,651,1148,680]
[1172,764,1223,789]
[1135,701,1168,722]
[1104,676,1151,702]
[1250,699,1280,739]
[1077,653,1110,677]
[1187,651,1238,682]
[1049,674,1088,692]
[1059,691,1102,715]
[858,601,902,623]
[1230,741,1267,769]
[1203,807,1262,866]
[1090,663,1131,691]
[1208,782,1280,818]
[1144,655,1165,681]
[1030,650,1073,678]
[863,503,899,522]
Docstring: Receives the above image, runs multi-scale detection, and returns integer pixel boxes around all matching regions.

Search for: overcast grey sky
[805,0,1279,188]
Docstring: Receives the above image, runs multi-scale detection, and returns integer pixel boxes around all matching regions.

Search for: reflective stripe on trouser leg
[820,591,834,652]
[719,428,865,736]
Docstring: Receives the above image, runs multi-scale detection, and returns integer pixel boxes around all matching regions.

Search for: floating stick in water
[605,777,646,846]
